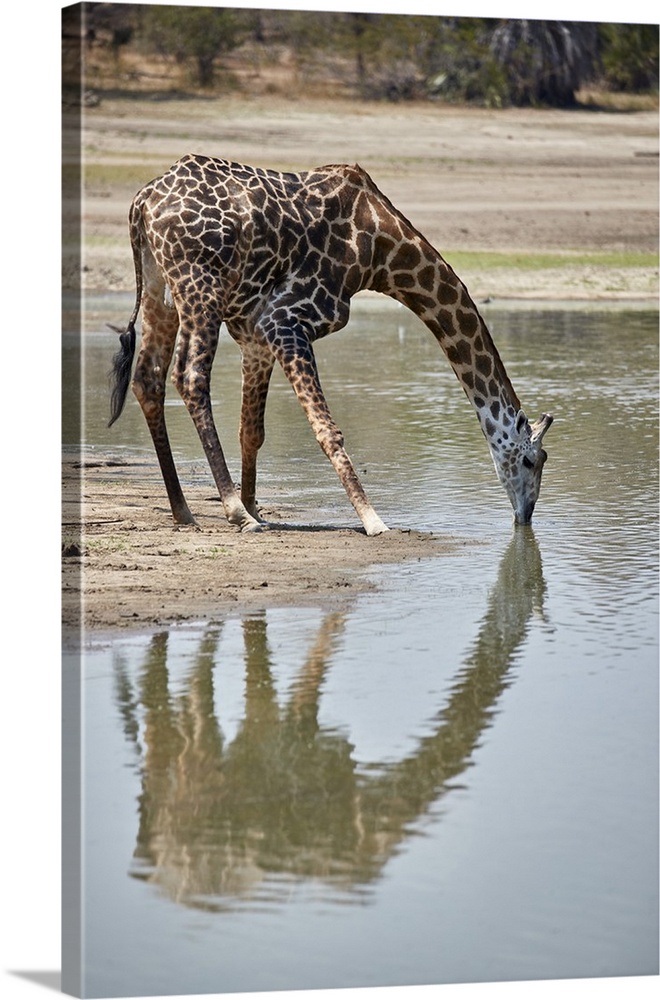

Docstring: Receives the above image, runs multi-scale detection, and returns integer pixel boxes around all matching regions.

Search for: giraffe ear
[515,410,529,435]
[531,413,553,443]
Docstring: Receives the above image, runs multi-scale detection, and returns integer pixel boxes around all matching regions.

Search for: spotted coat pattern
[113,154,552,533]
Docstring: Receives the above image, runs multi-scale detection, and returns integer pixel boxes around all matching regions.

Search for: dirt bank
[62,457,465,636]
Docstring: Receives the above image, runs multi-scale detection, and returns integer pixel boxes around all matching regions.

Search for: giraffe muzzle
[514,500,536,524]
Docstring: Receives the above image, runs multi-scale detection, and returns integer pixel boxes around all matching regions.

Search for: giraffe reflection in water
[115,529,546,910]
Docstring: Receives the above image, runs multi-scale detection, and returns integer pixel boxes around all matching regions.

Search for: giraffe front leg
[323,439,390,536]
[271,335,389,536]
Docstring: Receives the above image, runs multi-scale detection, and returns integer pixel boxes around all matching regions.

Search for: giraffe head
[492,411,553,524]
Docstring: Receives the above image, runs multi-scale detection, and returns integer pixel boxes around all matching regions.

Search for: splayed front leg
[329,446,390,535]
[268,327,390,535]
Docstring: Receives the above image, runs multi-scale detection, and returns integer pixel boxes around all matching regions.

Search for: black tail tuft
[108,321,137,426]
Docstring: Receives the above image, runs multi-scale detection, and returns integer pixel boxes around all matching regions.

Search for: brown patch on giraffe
[474,374,488,398]
[393,273,417,289]
[356,230,372,269]
[417,264,436,292]
[475,353,493,377]
[446,338,473,367]
[437,281,459,306]
[390,243,422,272]
[457,309,479,336]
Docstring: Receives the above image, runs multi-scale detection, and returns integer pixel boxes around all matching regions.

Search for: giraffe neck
[369,236,521,445]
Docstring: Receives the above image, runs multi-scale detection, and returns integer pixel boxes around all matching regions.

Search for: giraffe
[109,154,553,535]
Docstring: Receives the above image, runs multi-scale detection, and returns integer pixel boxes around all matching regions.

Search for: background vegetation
[70,3,658,107]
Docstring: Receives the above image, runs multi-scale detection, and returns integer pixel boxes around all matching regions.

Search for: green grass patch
[445,249,658,271]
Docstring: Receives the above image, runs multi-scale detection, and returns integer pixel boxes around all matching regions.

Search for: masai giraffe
[109,154,553,534]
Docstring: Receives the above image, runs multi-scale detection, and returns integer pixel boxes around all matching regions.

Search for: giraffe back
[131,154,390,336]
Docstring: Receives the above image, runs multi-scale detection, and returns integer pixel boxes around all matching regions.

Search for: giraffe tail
[108,195,145,426]
[108,321,137,426]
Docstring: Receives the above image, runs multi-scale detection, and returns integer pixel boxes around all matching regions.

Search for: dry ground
[62,458,462,635]
[63,94,658,635]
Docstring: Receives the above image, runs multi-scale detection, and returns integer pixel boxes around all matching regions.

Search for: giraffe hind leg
[172,315,261,532]
[237,344,275,521]
[131,282,196,525]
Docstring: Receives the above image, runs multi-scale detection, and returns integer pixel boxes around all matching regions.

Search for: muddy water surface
[65,299,658,996]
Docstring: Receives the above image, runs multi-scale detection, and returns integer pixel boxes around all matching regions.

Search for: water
[64,297,658,997]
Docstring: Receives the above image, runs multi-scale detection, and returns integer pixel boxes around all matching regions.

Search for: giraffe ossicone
[109,154,552,534]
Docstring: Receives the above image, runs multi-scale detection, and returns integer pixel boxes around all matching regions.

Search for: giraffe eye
[522,455,534,470]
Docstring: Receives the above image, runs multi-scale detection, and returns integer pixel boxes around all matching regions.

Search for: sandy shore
[62,457,464,635]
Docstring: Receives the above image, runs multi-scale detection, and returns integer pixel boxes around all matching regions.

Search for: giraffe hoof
[363,514,390,536]
[173,511,197,526]
[240,520,264,533]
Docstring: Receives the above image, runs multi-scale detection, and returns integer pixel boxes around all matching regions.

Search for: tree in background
[275,12,606,106]
[598,22,659,92]
[141,4,247,88]
[78,5,658,106]
[279,9,423,99]
[415,16,507,105]
[489,20,599,106]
